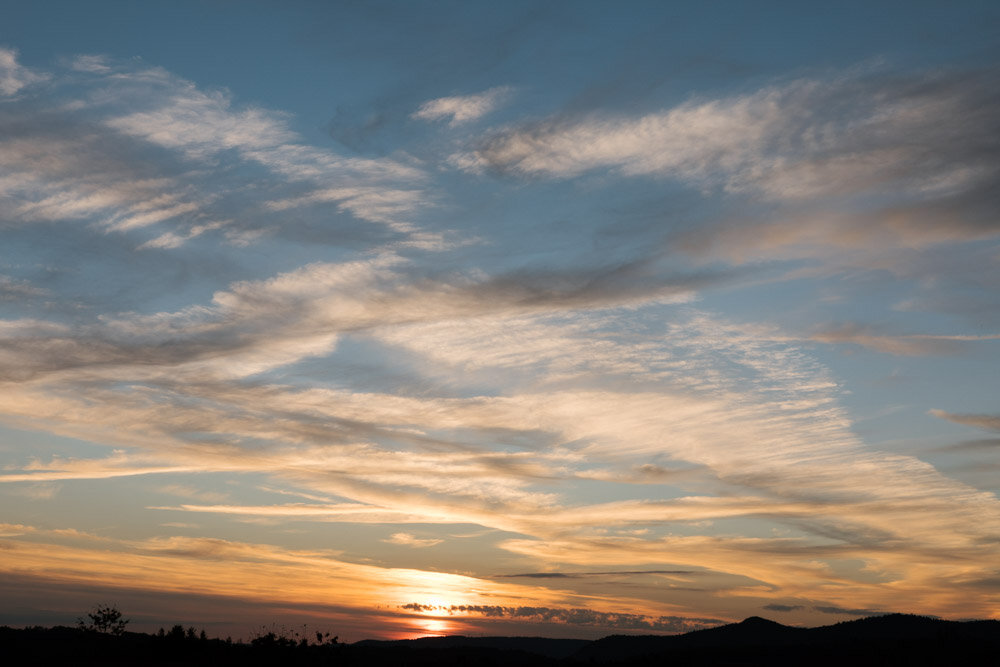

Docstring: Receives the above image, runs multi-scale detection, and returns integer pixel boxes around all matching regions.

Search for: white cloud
[0,47,47,96]
[70,54,111,73]
[383,532,444,548]
[413,86,512,126]
[463,72,998,208]
[0,55,434,250]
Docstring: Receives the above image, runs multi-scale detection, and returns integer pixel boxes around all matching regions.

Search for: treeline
[3,613,999,666]
[1,624,344,666]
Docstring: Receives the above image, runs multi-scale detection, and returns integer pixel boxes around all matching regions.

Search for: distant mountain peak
[739,616,782,626]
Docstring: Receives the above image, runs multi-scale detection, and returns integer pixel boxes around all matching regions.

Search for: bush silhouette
[78,604,128,636]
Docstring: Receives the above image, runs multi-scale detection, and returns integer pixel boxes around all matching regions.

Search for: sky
[1,0,999,642]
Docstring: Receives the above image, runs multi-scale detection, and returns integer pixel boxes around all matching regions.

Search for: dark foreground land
[3,614,999,666]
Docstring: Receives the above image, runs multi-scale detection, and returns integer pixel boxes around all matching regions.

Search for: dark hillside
[571,613,1000,666]
[354,635,590,659]
[3,614,998,666]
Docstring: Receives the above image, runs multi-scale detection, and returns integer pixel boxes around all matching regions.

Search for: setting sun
[412,617,455,638]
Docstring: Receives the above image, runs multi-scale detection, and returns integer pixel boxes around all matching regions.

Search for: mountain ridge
[3,613,998,665]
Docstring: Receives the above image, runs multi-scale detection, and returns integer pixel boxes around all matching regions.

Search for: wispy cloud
[0,54,433,254]
[413,87,512,126]
[383,533,443,548]
[463,71,998,204]
[929,410,1000,432]
[811,324,1000,356]
[4,299,998,620]
[814,605,886,616]
[400,603,723,632]
[0,526,700,636]
[460,68,1000,299]
[0,47,48,96]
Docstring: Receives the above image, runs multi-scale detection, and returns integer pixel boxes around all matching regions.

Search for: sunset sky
[1,0,999,641]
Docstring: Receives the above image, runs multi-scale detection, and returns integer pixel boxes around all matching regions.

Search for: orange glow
[408,616,456,638]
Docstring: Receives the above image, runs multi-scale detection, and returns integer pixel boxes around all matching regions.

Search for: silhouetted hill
[813,612,1000,642]
[572,613,1000,665]
[574,616,807,662]
[354,635,590,659]
[3,614,998,666]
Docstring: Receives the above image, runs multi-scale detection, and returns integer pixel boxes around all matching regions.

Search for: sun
[416,617,453,636]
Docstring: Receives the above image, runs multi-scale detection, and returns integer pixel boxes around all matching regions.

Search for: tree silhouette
[78,604,129,636]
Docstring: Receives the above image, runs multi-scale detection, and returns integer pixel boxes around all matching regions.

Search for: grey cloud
[810,324,972,357]
[813,605,886,616]
[401,603,723,632]
[762,604,803,612]
[952,575,1000,590]
[0,275,47,301]
[932,438,1000,453]
[470,260,745,311]
[930,410,1000,433]
[0,47,48,97]
[467,67,1000,287]
[494,569,695,579]
[0,252,738,384]
[0,56,430,256]
[468,68,1000,199]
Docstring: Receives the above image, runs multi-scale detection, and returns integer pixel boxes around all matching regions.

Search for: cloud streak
[930,410,1000,433]
[0,47,47,96]
[413,87,512,125]
[400,603,723,632]
[0,52,433,257]
[464,70,1000,203]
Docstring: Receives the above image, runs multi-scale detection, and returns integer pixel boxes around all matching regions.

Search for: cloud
[383,532,444,548]
[810,324,1000,356]
[813,605,885,616]
[933,438,1000,453]
[157,484,229,503]
[70,54,111,73]
[102,69,423,185]
[495,570,695,579]
[929,410,1000,433]
[5,300,998,630]
[464,70,999,202]
[1,526,712,638]
[459,68,1000,298]
[0,54,432,256]
[150,503,455,524]
[0,275,48,301]
[0,523,35,537]
[762,604,803,612]
[4,304,998,593]
[0,528,540,611]
[0,47,47,96]
[0,250,727,386]
[0,115,214,241]
[400,603,723,632]
[2,482,60,500]
[413,86,512,126]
